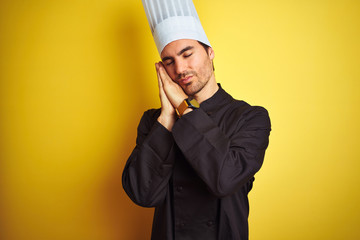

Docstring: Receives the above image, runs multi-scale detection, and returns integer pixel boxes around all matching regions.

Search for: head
[160,39,216,97]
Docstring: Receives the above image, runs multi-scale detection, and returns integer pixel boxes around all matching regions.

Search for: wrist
[182,108,193,116]
[157,115,175,132]
[175,98,199,118]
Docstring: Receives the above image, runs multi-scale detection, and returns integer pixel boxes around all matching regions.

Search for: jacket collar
[199,83,233,112]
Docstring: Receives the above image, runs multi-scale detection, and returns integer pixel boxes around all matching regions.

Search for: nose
[174,59,187,76]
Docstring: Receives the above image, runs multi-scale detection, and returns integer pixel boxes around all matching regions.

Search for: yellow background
[0,0,359,239]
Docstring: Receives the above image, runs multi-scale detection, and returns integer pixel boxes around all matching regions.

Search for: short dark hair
[198,41,215,71]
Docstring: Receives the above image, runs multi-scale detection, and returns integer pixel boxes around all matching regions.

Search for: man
[122,0,271,239]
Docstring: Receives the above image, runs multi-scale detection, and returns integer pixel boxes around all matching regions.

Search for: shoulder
[143,108,161,120]
[227,99,271,130]
[134,108,163,142]
[137,108,161,131]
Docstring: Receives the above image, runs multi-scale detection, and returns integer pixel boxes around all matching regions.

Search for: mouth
[179,76,193,85]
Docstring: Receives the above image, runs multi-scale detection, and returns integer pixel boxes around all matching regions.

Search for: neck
[193,75,218,104]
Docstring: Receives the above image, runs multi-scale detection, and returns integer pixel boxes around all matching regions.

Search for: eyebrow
[162,46,194,62]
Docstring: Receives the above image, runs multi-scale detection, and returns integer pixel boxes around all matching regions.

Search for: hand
[156,62,188,109]
[155,62,176,131]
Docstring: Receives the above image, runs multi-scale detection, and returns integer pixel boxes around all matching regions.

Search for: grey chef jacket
[122,85,271,240]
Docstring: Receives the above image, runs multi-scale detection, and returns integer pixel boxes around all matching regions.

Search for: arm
[123,63,180,207]
[122,110,175,207]
[155,61,270,198]
[172,106,271,198]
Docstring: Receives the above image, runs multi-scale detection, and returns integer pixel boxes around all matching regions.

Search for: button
[176,186,183,192]
[207,220,214,227]
[176,222,185,228]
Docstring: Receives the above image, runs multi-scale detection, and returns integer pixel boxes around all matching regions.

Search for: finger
[157,64,169,104]
[155,62,164,88]
[158,63,172,85]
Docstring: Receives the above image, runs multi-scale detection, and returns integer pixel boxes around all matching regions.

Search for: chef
[122,0,271,239]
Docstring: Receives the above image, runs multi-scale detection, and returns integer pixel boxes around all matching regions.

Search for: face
[160,39,215,97]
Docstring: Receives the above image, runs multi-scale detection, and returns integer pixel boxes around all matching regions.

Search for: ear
[208,47,215,61]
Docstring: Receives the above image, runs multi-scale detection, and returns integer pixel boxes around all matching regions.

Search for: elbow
[209,171,259,198]
[132,192,165,208]
[209,182,249,198]
[123,186,163,208]
[207,183,238,198]
[211,189,236,199]
[122,179,166,208]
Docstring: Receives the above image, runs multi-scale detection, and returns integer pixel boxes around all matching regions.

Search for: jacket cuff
[144,120,175,161]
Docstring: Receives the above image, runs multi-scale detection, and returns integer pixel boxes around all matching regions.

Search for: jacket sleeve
[172,106,271,198]
[122,110,175,207]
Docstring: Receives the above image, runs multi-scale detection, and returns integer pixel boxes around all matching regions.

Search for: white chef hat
[142,0,211,55]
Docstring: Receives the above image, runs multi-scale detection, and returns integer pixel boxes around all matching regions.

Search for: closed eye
[184,53,193,58]
[165,60,174,66]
